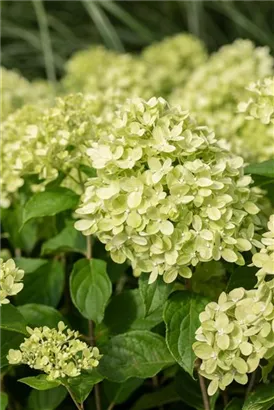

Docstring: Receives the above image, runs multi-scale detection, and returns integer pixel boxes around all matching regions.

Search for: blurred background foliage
[2,0,274,81]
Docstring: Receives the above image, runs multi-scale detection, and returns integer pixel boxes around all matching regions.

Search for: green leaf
[131,382,181,410]
[15,260,65,307]
[0,392,8,410]
[1,205,37,252]
[226,266,257,292]
[0,304,27,335]
[104,378,144,406]
[1,330,25,368]
[139,275,173,316]
[64,370,103,404]
[70,259,112,324]
[163,291,209,377]
[19,375,61,390]
[14,257,47,273]
[225,398,244,409]
[175,370,218,410]
[104,289,145,335]
[99,330,174,382]
[79,164,97,178]
[242,384,274,410]
[18,304,65,328]
[41,224,86,256]
[22,187,79,225]
[245,159,274,178]
[27,386,67,410]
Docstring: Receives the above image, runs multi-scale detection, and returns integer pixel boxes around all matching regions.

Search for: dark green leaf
[27,386,67,410]
[1,330,25,368]
[164,291,209,377]
[139,275,173,316]
[104,290,145,335]
[243,384,274,410]
[65,370,103,404]
[245,159,274,178]
[22,187,79,225]
[226,266,257,291]
[1,205,37,252]
[0,392,8,410]
[104,378,143,405]
[41,224,86,256]
[131,382,181,410]
[0,304,27,335]
[18,304,65,328]
[79,164,97,178]
[99,330,174,382]
[14,257,47,273]
[19,375,61,390]
[225,398,244,409]
[70,259,112,324]
[15,260,65,307]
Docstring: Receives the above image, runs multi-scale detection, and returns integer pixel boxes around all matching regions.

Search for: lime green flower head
[141,33,207,97]
[1,67,54,120]
[170,40,273,157]
[7,321,101,380]
[193,279,274,395]
[62,45,151,99]
[0,258,24,305]
[75,96,262,284]
[253,214,274,284]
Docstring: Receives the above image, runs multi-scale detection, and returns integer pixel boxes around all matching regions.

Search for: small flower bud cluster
[75,97,262,284]
[0,258,24,305]
[253,214,274,284]
[170,40,274,161]
[7,322,101,380]
[141,33,207,96]
[1,67,53,120]
[193,279,274,396]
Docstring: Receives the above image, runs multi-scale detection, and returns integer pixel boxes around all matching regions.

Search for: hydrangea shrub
[2,34,274,410]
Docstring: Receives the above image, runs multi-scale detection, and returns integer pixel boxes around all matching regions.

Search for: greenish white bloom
[193,278,274,395]
[75,97,262,284]
[253,214,274,284]
[7,322,101,380]
[141,33,207,96]
[170,40,274,161]
[0,258,24,305]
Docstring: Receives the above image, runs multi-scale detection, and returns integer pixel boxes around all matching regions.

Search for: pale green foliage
[0,258,24,305]
[170,40,274,161]
[253,214,274,284]
[193,279,274,396]
[62,45,151,99]
[141,33,207,96]
[1,67,54,120]
[75,96,262,284]
[7,321,101,380]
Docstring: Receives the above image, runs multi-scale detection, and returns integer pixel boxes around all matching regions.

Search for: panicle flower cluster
[7,321,101,380]
[1,93,116,207]
[75,97,262,284]
[230,77,274,162]
[238,77,274,125]
[193,278,274,396]
[0,258,24,305]
[1,67,54,120]
[170,40,273,160]
[252,214,274,284]
[141,33,207,96]
[62,45,151,99]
